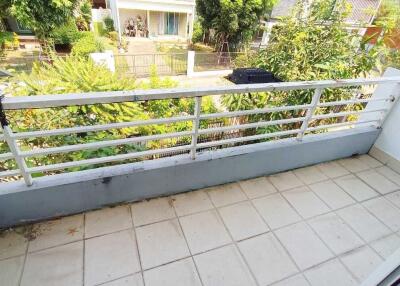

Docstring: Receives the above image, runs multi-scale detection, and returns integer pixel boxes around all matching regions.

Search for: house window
[164,12,179,35]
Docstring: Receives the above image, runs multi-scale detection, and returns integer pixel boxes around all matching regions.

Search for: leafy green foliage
[0,31,14,56]
[196,0,275,50]
[10,0,79,40]
[222,0,381,136]
[192,19,204,43]
[103,16,115,32]
[2,57,219,178]
[71,32,106,57]
[50,20,81,45]
[75,0,92,31]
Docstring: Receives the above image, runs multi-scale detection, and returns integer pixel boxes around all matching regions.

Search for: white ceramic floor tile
[219,201,268,241]
[268,171,304,191]
[85,230,141,286]
[334,175,378,202]
[238,233,298,285]
[172,190,213,216]
[376,166,400,186]
[316,161,350,179]
[293,166,328,184]
[194,245,256,286]
[275,222,333,270]
[239,177,277,199]
[337,204,391,242]
[362,197,400,231]
[252,193,301,229]
[101,273,144,286]
[21,241,83,286]
[144,258,202,286]
[206,183,247,207]
[304,259,357,286]
[28,214,83,252]
[340,246,383,282]
[0,256,24,286]
[272,274,310,286]
[136,219,189,269]
[85,205,132,238]
[131,197,176,226]
[180,210,231,254]
[385,190,400,209]
[357,169,399,195]
[0,228,28,260]
[338,157,370,173]
[370,234,400,259]
[282,186,330,219]
[358,155,383,168]
[308,213,363,255]
[309,180,355,210]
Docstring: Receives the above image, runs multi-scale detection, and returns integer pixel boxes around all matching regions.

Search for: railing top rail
[3,77,400,110]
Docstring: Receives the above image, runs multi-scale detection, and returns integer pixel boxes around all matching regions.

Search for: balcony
[1,155,400,286]
[1,69,400,285]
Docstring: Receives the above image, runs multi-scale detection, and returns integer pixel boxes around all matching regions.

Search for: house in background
[92,0,195,41]
[259,0,382,47]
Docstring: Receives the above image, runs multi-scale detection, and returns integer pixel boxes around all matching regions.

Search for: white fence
[1,76,400,186]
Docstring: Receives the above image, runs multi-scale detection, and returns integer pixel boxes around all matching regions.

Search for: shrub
[103,16,115,32]
[50,20,81,45]
[108,31,118,42]
[0,31,14,55]
[192,19,203,43]
[71,32,106,57]
[2,57,220,177]
[93,21,106,36]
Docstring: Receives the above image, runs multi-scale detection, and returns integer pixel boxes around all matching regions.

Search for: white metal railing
[1,76,400,186]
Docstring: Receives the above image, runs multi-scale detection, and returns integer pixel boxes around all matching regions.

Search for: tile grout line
[170,197,206,286]
[128,204,146,286]
[272,185,338,273]
[17,234,29,286]
[83,213,86,286]
[204,188,261,286]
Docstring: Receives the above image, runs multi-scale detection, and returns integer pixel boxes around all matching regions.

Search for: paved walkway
[1,155,400,286]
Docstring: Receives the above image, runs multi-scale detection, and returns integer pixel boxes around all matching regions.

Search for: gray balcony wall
[0,127,380,228]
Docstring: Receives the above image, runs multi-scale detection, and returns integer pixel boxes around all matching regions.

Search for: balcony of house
[1,69,400,285]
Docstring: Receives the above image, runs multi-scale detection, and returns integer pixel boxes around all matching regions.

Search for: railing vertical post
[2,125,33,186]
[297,88,323,141]
[190,96,202,159]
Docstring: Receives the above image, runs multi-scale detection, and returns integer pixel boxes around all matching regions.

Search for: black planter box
[228,68,281,84]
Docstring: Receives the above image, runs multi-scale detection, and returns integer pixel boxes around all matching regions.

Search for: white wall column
[147,10,150,38]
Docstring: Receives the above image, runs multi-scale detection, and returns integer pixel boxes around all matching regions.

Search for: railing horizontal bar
[0,152,14,161]
[198,117,305,135]
[196,129,301,149]
[3,77,400,109]
[11,116,195,139]
[27,145,192,174]
[199,105,311,119]
[306,120,379,132]
[19,131,193,157]
[317,97,390,107]
[311,108,387,120]
[0,169,21,178]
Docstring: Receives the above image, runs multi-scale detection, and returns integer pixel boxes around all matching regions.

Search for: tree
[9,0,79,50]
[196,0,277,50]
[223,0,382,136]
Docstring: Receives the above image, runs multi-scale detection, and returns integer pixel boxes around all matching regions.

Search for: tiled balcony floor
[2,155,400,286]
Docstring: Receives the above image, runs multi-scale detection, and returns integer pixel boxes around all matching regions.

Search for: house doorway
[164,12,179,35]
